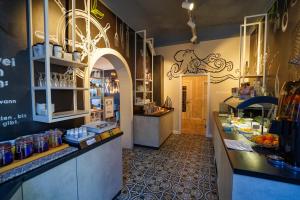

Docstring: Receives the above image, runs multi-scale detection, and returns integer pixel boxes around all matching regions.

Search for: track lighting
[190,26,197,43]
[182,1,194,11]
[187,19,196,29]
[182,1,197,43]
[190,35,197,43]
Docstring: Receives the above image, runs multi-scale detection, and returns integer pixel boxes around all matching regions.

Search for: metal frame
[28,0,89,123]
[134,30,154,105]
[146,37,154,102]
[240,14,268,89]
[178,73,211,137]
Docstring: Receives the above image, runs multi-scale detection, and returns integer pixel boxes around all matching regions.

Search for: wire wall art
[35,0,111,61]
[167,49,238,84]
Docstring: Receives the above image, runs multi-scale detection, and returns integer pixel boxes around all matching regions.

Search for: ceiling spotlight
[187,19,196,29]
[190,35,197,43]
[182,1,194,10]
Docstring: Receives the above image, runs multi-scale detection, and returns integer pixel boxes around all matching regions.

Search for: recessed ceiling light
[182,1,194,11]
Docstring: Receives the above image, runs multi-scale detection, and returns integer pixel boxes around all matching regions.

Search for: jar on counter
[15,136,34,160]
[33,133,49,153]
[0,142,14,167]
[48,129,63,148]
[9,140,16,156]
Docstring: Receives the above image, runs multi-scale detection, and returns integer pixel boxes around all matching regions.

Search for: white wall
[156,37,241,136]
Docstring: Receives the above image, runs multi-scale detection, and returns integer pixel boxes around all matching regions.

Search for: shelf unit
[90,69,105,122]
[33,56,88,68]
[225,96,278,134]
[28,0,89,123]
[134,30,154,105]
[239,14,268,89]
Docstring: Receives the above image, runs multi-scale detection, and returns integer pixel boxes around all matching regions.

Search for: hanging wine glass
[53,73,59,88]
[50,73,55,87]
[68,75,73,88]
[38,72,44,87]
[59,74,64,87]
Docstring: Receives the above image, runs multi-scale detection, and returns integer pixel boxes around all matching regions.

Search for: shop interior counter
[212,112,300,200]
[0,131,123,200]
[134,109,174,148]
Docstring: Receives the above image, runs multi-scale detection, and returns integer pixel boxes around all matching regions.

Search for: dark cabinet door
[153,55,164,106]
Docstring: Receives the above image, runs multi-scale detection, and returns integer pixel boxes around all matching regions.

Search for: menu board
[104,96,114,119]
[0,0,83,141]
[0,0,32,140]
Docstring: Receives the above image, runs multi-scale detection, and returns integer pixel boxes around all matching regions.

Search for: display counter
[133,109,173,148]
[0,132,123,200]
[212,112,300,200]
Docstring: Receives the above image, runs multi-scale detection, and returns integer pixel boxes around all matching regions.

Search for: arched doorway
[89,48,133,149]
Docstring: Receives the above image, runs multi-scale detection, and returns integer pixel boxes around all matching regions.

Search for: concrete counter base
[6,135,122,200]
[133,110,173,148]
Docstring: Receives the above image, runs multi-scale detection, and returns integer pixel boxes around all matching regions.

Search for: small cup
[44,43,53,56]
[73,51,81,62]
[32,45,38,57]
[36,103,55,115]
[36,103,46,115]
[53,45,63,58]
[33,43,44,57]
[63,52,73,61]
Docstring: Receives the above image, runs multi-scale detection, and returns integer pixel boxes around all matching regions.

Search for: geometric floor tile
[116,134,218,200]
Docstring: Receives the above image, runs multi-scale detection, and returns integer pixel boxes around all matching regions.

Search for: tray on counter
[64,127,122,149]
[82,121,117,134]
[64,132,96,144]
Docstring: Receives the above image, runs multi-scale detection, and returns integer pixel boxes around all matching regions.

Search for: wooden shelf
[33,87,89,91]
[53,110,89,119]
[33,110,89,123]
[33,55,88,68]
[0,144,70,174]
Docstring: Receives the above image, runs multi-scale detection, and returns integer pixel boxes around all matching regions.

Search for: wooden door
[181,76,208,135]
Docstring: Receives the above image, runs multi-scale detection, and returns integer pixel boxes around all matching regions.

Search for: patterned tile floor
[116,134,218,200]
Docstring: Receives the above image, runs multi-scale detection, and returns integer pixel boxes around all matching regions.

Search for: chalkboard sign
[0,0,84,141]
[0,0,31,140]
